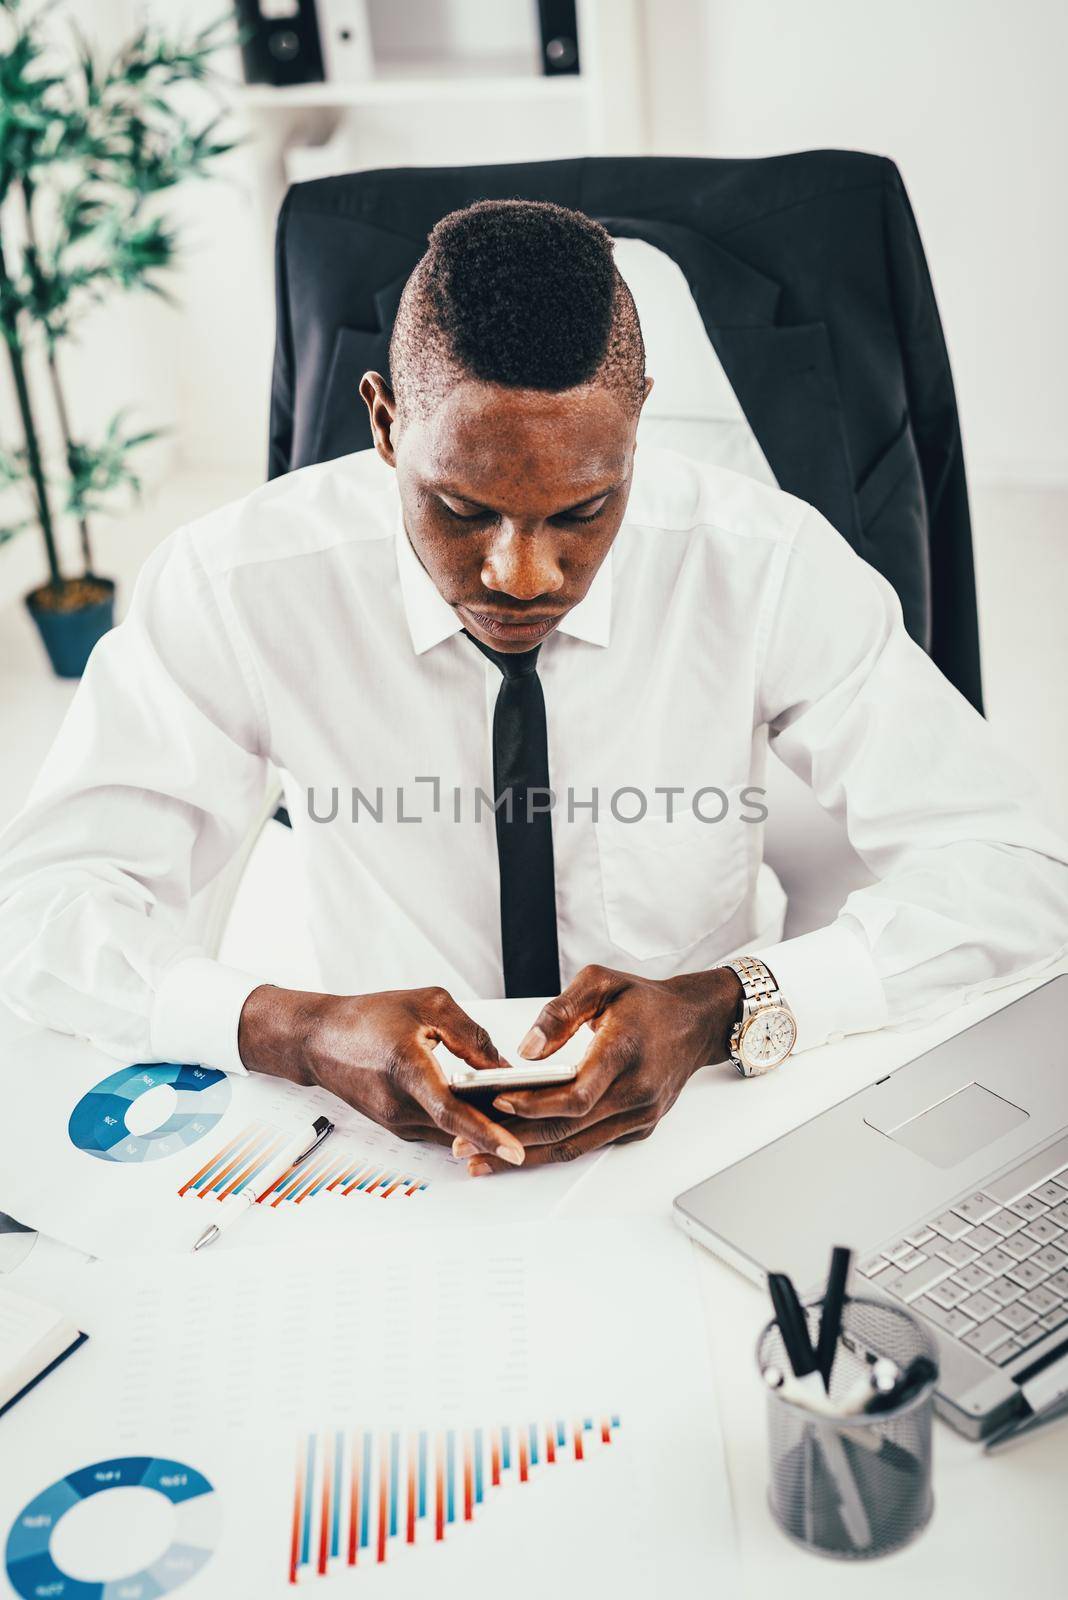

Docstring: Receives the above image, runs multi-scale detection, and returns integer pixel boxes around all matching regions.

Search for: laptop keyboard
[858,1134,1068,1369]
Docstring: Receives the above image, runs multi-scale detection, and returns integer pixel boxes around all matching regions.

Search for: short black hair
[389,199,645,418]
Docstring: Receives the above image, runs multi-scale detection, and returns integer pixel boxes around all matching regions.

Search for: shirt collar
[394,514,613,656]
[394,515,462,656]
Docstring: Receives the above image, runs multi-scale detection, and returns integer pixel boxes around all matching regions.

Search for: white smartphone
[448,1059,579,1094]
[435,1000,593,1095]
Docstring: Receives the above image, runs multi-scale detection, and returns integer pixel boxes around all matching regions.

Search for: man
[1,200,1066,1179]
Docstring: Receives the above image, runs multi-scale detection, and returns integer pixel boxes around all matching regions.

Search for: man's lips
[462,606,566,642]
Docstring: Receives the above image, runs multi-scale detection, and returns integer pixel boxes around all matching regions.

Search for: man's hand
[450,964,744,1175]
[237,984,526,1167]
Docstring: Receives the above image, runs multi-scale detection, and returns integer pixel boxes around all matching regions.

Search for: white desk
[559,967,1068,1598]
[2,971,1066,1597]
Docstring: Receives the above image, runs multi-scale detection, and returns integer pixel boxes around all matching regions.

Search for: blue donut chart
[68,1064,231,1164]
[5,1455,218,1599]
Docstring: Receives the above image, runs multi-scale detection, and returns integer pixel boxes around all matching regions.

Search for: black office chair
[268,150,982,712]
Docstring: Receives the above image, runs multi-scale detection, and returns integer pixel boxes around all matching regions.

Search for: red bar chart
[288,1415,621,1583]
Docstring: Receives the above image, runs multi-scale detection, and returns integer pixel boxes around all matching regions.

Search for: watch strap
[724,955,782,1010]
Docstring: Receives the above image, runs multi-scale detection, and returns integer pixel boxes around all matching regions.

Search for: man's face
[361,374,645,652]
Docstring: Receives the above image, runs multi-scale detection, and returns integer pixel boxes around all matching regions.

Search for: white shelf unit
[236,75,588,110]
[234,53,591,111]
[234,0,649,244]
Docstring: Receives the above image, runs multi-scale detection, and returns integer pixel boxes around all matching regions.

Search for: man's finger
[397,1047,526,1166]
[454,1087,646,1155]
[424,991,508,1072]
[465,1109,651,1174]
[494,1024,638,1119]
[517,964,627,1060]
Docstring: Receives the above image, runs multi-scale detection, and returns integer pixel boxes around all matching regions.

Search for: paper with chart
[0,1001,602,1261]
[0,1219,738,1598]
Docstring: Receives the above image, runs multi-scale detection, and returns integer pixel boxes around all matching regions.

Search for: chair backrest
[268,152,981,711]
[612,235,777,487]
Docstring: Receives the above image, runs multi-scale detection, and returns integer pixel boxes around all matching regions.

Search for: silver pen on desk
[191,1115,335,1252]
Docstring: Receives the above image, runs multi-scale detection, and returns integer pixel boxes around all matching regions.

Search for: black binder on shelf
[234,0,325,87]
[537,0,580,75]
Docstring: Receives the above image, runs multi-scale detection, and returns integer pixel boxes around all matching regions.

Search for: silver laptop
[674,974,1068,1441]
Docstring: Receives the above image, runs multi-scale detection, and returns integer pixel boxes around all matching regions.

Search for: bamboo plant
[0,0,236,646]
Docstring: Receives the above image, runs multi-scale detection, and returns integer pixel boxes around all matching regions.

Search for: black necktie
[463,631,562,998]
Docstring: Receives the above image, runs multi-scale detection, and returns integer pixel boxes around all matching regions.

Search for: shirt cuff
[748,919,888,1053]
[149,955,264,1074]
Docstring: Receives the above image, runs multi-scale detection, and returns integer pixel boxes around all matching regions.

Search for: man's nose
[481,525,564,600]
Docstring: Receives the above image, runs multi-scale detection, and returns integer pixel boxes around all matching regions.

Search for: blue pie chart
[4,1456,218,1599]
[68,1063,231,1164]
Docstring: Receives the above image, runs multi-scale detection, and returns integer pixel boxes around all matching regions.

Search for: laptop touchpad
[871,1082,1029,1168]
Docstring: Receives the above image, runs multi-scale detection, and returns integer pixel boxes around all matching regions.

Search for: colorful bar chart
[288,1416,621,1584]
[177,1122,288,1201]
[257,1150,429,1207]
[177,1128,430,1208]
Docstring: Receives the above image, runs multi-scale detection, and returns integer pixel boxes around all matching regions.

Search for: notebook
[0,1285,87,1418]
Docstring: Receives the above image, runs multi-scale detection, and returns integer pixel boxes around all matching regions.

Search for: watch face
[740,1005,797,1072]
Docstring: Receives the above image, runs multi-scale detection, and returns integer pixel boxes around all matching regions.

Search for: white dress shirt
[1,445,1066,1075]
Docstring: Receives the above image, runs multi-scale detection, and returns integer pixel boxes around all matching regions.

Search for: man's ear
[360,372,399,465]
[641,374,655,408]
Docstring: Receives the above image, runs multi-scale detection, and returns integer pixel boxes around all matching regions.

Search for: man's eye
[440,501,490,523]
[554,501,607,526]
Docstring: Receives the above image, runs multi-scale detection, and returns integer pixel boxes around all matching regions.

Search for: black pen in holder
[757,1295,938,1560]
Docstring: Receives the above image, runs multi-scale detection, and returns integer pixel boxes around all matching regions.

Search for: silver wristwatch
[720,955,797,1077]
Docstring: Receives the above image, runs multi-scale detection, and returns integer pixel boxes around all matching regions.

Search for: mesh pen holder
[757,1295,938,1560]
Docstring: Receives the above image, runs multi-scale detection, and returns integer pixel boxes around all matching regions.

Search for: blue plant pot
[25,576,116,679]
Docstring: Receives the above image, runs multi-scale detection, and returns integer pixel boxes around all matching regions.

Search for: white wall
[4,0,1064,530]
[685,0,1068,487]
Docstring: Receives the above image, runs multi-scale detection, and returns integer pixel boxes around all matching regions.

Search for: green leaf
[0,442,30,485]
[63,412,164,520]
[2,0,235,528]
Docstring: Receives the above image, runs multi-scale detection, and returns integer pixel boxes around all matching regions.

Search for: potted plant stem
[0,0,236,676]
